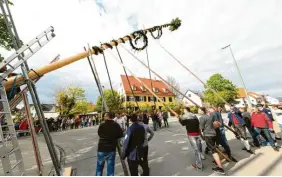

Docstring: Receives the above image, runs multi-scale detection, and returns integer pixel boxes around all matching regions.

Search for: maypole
[4,18,182,89]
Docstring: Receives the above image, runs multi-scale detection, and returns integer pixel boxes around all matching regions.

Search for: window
[129,96,135,101]
[140,85,146,92]
[149,96,155,102]
[163,97,166,102]
[162,88,168,93]
[131,85,136,91]
[188,94,191,97]
[153,87,159,93]
[135,96,140,101]
[169,97,173,102]
[139,96,146,102]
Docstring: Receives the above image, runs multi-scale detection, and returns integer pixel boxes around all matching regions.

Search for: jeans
[188,136,203,169]
[96,151,116,176]
[163,118,169,127]
[254,127,275,148]
[219,126,228,144]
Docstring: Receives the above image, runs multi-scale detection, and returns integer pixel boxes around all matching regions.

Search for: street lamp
[222,44,252,107]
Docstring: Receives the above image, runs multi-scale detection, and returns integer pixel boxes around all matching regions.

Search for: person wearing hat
[251,106,279,151]
[121,114,147,176]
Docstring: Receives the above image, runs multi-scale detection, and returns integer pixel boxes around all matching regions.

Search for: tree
[96,89,122,113]
[203,73,238,106]
[166,76,181,99]
[0,1,18,62]
[55,85,86,116]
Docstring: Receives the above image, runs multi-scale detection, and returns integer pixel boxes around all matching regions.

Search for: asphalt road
[2,117,282,176]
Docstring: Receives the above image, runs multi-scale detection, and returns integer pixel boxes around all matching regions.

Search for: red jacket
[19,120,28,130]
[251,112,272,129]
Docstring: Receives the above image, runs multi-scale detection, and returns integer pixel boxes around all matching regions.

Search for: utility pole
[222,44,252,107]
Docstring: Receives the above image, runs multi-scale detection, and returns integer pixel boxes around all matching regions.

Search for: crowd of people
[95,103,282,176]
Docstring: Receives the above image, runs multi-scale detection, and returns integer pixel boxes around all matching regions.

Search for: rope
[100,46,115,97]
[156,41,230,106]
[144,37,156,108]
[120,44,199,107]
[113,44,140,110]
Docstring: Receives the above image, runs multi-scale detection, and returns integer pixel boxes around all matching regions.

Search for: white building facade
[182,90,204,107]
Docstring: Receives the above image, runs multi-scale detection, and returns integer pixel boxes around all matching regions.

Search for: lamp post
[221,44,252,107]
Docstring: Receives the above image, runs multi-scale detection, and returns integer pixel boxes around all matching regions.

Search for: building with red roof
[119,75,176,110]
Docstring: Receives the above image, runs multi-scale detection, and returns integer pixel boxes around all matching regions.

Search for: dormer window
[153,87,159,93]
[162,88,168,93]
[131,85,136,91]
[140,85,146,92]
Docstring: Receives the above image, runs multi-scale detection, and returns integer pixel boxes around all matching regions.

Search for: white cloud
[2,0,282,103]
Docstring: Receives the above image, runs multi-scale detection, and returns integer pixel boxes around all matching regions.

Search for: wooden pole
[109,49,232,162]
[118,44,237,135]
[4,21,175,89]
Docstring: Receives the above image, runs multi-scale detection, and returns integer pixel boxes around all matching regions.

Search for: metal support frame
[0,0,61,175]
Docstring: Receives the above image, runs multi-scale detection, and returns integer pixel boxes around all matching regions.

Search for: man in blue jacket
[121,114,146,176]
[228,108,253,154]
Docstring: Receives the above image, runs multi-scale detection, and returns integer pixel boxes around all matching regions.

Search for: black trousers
[127,146,149,176]
[163,118,169,127]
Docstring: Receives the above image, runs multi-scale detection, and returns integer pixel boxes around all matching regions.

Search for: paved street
[2,117,282,176]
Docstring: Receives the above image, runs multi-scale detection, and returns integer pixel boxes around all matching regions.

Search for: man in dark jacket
[142,111,149,125]
[121,114,146,176]
[179,107,204,170]
[163,111,169,127]
[96,112,123,176]
[151,110,158,131]
[228,108,253,154]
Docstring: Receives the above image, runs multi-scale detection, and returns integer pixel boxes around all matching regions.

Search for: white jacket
[114,117,126,130]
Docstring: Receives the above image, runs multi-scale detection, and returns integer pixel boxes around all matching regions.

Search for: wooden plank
[62,167,72,176]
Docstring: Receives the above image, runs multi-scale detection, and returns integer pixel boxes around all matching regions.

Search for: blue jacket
[121,122,145,160]
[262,108,274,121]
[228,111,245,125]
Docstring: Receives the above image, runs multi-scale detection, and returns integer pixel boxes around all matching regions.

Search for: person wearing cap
[228,107,254,154]
[121,114,147,176]
[251,107,279,151]
[96,112,123,176]
[179,107,205,171]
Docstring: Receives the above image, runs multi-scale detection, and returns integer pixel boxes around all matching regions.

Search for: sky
[1,0,282,104]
